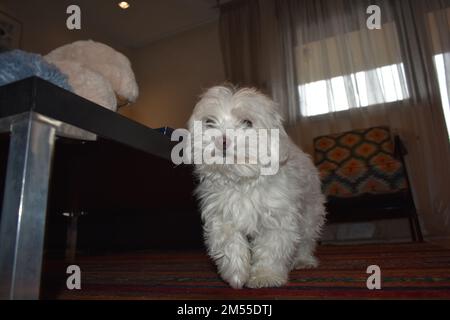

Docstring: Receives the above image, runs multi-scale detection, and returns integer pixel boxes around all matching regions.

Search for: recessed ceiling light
[118,1,130,9]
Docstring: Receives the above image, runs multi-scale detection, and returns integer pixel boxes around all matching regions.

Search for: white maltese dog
[187,85,326,289]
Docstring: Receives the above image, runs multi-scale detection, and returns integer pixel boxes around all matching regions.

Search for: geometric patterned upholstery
[314,126,408,198]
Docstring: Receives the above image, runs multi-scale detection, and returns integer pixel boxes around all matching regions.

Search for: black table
[0,77,185,299]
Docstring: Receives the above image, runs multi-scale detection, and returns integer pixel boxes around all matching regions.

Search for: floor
[41,242,450,299]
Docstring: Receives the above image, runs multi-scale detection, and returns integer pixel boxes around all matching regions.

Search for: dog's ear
[275,126,290,164]
[267,101,289,164]
[253,94,290,165]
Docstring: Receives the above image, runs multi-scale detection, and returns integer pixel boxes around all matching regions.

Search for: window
[298,63,409,117]
[295,21,410,117]
[434,53,450,139]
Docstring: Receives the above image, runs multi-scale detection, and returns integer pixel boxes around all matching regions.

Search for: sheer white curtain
[275,0,450,238]
[220,0,450,238]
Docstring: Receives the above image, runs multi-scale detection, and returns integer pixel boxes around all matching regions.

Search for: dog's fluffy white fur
[188,86,326,289]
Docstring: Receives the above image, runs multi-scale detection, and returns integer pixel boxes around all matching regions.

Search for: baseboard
[425,236,450,248]
[321,237,413,245]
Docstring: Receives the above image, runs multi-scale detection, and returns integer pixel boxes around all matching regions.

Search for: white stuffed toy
[43,40,139,138]
[45,40,138,110]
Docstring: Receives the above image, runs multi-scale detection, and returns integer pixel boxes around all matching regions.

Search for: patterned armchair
[314,126,423,241]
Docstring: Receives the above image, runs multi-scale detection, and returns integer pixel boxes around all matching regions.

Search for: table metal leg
[0,115,56,300]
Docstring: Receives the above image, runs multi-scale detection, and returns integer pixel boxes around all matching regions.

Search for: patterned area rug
[41,242,450,299]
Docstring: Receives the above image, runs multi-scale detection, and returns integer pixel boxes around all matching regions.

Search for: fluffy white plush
[45,40,139,110]
[188,86,326,289]
[47,59,117,110]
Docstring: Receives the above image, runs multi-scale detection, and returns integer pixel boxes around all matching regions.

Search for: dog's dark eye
[204,118,216,128]
[242,119,253,128]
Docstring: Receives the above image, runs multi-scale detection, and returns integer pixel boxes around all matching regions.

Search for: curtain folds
[219,0,450,238]
[219,0,263,88]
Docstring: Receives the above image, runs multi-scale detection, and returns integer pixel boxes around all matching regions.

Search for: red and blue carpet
[41,242,450,299]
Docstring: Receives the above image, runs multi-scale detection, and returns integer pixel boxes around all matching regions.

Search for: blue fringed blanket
[0,50,72,91]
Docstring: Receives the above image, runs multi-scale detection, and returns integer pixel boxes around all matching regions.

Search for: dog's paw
[225,273,248,289]
[246,267,287,288]
[219,265,250,289]
[294,256,319,269]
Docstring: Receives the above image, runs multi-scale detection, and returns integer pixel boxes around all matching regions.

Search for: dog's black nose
[215,135,231,154]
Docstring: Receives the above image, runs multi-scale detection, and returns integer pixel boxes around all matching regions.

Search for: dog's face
[188,86,288,179]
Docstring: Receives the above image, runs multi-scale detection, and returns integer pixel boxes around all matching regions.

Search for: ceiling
[1,0,222,48]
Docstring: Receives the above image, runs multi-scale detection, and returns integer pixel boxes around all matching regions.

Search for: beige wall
[119,22,225,129]
[2,2,224,129]
[0,1,131,56]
